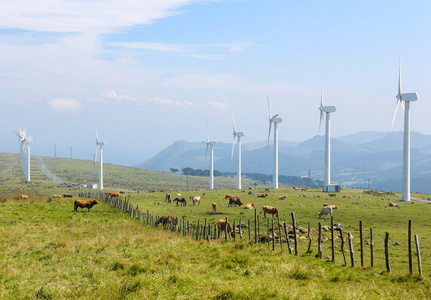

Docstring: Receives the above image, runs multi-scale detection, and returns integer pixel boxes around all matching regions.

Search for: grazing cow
[278,195,287,200]
[111,192,120,198]
[301,188,307,191]
[119,191,125,194]
[174,197,187,206]
[292,186,298,190]
[52,194,61,198]
[323,203,338,210]
[265,188,270,192]
[257,193,268,198]
[190,196,201,206]
[63,193,73,198]
[20,195,29,199]
[155,215,178,227]
[388,201,400,209]
[244,203,255,209]
[328,193,337,197]
[318,206,333,220]
[165,193,171,203]
[226,195,243,207]
[212,203,217,212]
[260,206,279,218]
[74,199,99,212]
[217,219,235,237]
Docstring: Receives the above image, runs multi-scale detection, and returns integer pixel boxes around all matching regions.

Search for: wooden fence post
[370,227,374,268]
[277,215,283,250]
[291,212,298,255]
[408,220,413,275]
[267,218,270,249]
[340,229,346,266]
[348,232,354,267]
[272,218,275,251]
[331,216,335,263]
[248,218,251,241]
[283,222,291,254]
[203,218,207,240]
[385,232,390,272]
[318,222,322,258]
[254,209,257,243]
[307,221,312,253]
[233,220,236,242]
[360,220,364,267]
[225,217,228,241]
[415,235,422,276]
[239,219,243,239]
[257,216,261,244]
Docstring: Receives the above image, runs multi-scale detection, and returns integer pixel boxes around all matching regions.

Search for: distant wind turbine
[319,77,336,187]
[391,54,419,202]
[95,129,106,190]
[205,122,217,190]
[231,115,245,190]
[267,96,283,189]
[13,127,34,182]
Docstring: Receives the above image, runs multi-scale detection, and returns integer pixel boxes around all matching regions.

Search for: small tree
[170,168,179,174]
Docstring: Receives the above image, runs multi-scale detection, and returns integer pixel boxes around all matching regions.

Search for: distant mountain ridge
[135,131,431,193]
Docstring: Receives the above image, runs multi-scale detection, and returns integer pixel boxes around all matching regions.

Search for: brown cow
[155,215,178,227]
[244,203,255,209]
[217,219,235,237]
[190,196,201,206]
[226,195,243,207]
[257,193,268,198]
[20,195,29,199]
[260,206,279,218]
[52,194,61,198]
[323,203,338,209]
[212,203,217,212]
[301,188,307,191]
[74,199,99,212]
[388,201,400,209]
[63,193,73,198]
[292,186,298,190]
[278,195,287,200]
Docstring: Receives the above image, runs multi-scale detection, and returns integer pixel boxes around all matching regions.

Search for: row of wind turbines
[206,57,418,201]
[13,58,418,201]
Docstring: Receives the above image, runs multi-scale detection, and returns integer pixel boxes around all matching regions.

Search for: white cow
[318,206,333,220]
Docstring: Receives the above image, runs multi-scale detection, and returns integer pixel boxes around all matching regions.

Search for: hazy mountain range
[135,131,431,193]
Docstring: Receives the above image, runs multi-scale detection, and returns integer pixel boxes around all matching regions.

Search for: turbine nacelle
[397,92,418,102]
[270,115,283,123]
[234,131,245,137]
[322,106,336,113]
[208,141,217,146]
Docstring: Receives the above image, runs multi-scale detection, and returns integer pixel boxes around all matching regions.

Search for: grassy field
[1,151,431,299]
[0,196,430,299]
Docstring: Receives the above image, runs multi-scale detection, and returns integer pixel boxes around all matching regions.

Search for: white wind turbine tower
[267,96,283,189]
[391,54,419,202]
[231,115,245,190]
[319,78,336,188]
[95,129,106,190]
[13,127,34,182]
[205,122,217,190]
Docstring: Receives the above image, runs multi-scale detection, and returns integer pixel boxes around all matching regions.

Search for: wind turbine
[205,122,217,190]
[13,127,34,182]
[231,115,245,190]
[267,96,283,189]
[95,129,106,190]
[391,54,419,202]
[319,77,336,187]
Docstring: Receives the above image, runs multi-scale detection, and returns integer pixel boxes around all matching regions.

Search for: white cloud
[48,98,83,112]
[0,1,204,33]
[108,42,185,52]
[207,100,226,110]
[100,91,137,102]
[151,97,194,107]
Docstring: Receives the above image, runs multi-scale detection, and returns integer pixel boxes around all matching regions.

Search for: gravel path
[36,156,62,184]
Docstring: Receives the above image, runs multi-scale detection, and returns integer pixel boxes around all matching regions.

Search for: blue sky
[1,0,430,166]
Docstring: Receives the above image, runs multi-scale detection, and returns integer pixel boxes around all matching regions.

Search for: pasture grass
[0,196,430,299]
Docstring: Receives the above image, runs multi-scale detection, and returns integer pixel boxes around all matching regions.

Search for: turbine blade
[319,110,324,131]
[391,100,401,129]
[95,146,99,162]
[231,137,235,160]
[321,74,324,108]
[206,121,209,143]
[232,114,236,134]
[205,143,209,160]
[96,128,99,144]
[267,121,272,147]
[398,50,402,96]
[267,95,272,118]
